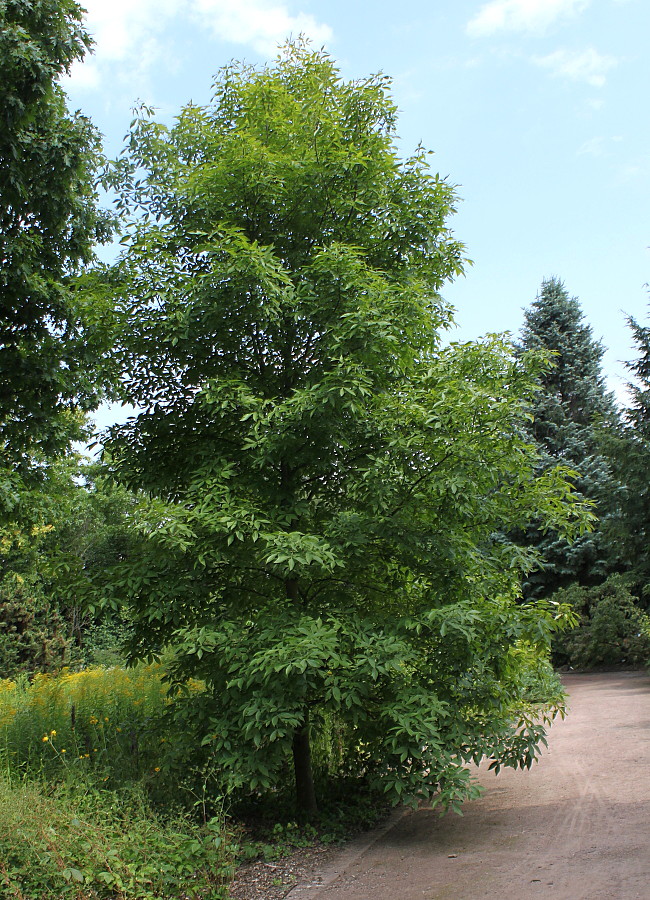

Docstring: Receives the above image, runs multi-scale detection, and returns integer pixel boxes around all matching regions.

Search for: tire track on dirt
[287,673,650,900]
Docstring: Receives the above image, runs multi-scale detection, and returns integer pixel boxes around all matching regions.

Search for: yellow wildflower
[42,735,49,742]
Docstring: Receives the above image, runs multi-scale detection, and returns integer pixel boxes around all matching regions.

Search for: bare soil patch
[228,842,338,900]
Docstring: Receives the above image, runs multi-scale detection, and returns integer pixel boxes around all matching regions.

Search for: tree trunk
[292,710,318,817]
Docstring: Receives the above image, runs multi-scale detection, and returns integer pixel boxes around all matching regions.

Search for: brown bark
[292,710,318,817]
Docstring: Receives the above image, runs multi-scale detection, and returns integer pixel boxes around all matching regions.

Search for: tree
[97,45,587,815]
[552,575,650,669]
[625,302,650,435]
[610,302,650,593]
[0,454,136,676]
[0,0,112,477]
[517,277,622,597]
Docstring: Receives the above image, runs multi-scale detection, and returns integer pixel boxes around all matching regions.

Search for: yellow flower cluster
[0,663,205,778]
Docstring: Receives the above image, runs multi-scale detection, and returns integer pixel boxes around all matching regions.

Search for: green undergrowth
[0,665,239,898]
[0,775,236,899]
[233,779,392,864]
[0,665,395,897]
[0,665,173,785]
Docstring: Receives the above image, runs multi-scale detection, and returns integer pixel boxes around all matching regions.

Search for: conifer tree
[613,303,650,593]
[518,277,622,597]
[626,304,650,436]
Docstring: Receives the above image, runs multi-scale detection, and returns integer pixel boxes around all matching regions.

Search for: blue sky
[62,0,649,418]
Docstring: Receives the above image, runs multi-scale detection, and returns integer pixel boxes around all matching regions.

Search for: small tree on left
[1,1,114,670]
[0,0,112,478]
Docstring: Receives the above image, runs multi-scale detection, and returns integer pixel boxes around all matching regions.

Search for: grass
[0,666,236,899]
[0,664,391,898]
[0,776,235,899]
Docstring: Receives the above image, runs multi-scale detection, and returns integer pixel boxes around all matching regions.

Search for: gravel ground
[227,843,338,899]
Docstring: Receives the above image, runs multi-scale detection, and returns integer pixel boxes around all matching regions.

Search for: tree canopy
[0,0,112,477]
[94,45,587,814]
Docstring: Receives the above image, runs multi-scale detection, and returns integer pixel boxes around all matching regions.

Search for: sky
[61,0,649,422]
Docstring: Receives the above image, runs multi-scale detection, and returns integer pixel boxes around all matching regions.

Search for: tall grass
[0,666,236,899]
[0,665,172,783]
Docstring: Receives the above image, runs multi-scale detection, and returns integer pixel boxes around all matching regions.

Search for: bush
[0,777,234,899]
[0,577,71,678]
[552,576,650,669]
[75,618,134,668]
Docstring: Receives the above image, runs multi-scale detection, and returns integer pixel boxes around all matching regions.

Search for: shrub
[0,577,71,678]
[552,575,650,669]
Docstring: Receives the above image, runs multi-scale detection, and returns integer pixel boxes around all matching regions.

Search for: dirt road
[288,673,650,900]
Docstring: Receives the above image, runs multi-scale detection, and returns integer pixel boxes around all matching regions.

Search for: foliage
[0,776,234,899]
[0,575,69,677]
[0,457,139,676]
[0,0,125,678]
[608,301,650,593]
[94,44,589,814]
[517,277,622,597]
[234,781,391,855]
[0,665,238,897]
[552,576,650,669]
[0,456,84,677]
[625,301,650,436]
[0,0,113,472]
[0,665,174,785]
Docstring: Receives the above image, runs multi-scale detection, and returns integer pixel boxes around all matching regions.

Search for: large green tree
[97,46,586,814]
[517,277,622,597]
[0,0,111,477]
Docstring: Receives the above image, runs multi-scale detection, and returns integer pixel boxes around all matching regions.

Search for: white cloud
[193,0,332,57]
[467,0,590,37]
[63,0,332,92]
[578,136,606,156]
[577,135,624,156]
[533,47,618,86]
[63,0,179,92]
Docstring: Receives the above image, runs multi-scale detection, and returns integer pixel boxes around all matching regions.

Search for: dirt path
[287,673,650,900]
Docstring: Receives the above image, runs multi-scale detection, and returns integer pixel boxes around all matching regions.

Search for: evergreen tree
[518,277,622,597]
[612,302,650,593]
[626,303,650,436]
